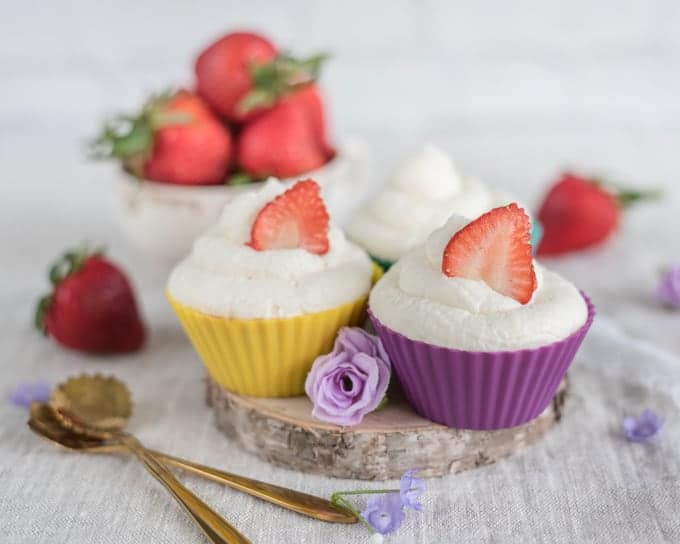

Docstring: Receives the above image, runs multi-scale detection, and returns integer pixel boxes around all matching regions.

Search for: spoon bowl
[28,402,118,453]
[49,374,132,437]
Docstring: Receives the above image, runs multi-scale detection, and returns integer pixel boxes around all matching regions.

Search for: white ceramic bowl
[110,137,371,265]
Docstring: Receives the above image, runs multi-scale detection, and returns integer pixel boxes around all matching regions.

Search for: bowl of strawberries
[94,31,370,263]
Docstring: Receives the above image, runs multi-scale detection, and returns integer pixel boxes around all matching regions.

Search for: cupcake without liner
[167,178,375,397]
[347,144,542,270]
[369,212,594,430]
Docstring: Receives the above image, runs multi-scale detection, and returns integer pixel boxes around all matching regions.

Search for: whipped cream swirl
[348,145,518,263]
[369,215,588,351]
[168,179,373,319]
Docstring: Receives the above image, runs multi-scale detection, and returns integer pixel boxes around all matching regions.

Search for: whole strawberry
[35,248,146,354]
[537,172,659,256]
[195,31,327,124]
[237,85,334,179]
[195,31,277,122]
[94,90,232,185]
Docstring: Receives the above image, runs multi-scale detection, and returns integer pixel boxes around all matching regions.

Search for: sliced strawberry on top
[442,203,537,304]
[248,179,330,255]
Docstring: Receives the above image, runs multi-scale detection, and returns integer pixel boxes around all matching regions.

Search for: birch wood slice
[207,377,568,481]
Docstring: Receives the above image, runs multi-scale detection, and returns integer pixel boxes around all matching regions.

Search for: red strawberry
[195,32,277,122]
[537,172,658,256]
[195,31,327,123]
[94,90,232,185]
[442,203,537,304]
[237,85,333,179]
[35,248,146,354]
[293,84,334,158]
[248,179,330,255]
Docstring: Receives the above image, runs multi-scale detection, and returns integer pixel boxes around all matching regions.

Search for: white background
[2,0,679,351]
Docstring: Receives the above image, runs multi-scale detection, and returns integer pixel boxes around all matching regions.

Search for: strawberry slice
[442,203,537,304]
[248,179,330,255]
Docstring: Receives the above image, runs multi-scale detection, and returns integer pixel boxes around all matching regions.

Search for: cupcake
[369,203,594,430]
[347,145,542,269]
[167,178,375,397]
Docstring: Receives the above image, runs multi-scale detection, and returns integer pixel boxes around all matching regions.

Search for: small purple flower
[9,381,50,408]
[305,327,391,426]
[623,409,664,443]
[400,469,425,511]
[361,492,405,535]
[657,265,680,308]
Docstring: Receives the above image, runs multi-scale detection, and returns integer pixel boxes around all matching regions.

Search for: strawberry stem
[238,52,328,114]
[617,188,662,208]
[34,295,53,332]
[226,171,255,186]
[591,177,662,208]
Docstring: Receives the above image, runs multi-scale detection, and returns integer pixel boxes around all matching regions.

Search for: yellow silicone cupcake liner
[168,264,383,398]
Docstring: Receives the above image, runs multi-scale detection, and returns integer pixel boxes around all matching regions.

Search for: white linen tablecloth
[2,292,679,544]
[1,148,680,543]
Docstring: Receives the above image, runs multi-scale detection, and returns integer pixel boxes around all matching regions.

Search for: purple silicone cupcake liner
[369,293,595,430]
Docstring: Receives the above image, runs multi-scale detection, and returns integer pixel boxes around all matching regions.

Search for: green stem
[332,489,400,498]
[617,189,662,208]
[332,496,374,533]
[331,488,402,535]
[591,177,662,209]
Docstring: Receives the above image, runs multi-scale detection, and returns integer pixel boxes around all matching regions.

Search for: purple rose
[305,327,391,426]
[657,264,680,308]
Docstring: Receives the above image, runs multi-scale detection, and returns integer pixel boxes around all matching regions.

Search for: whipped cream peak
[369,213,587,351]
[168,178,373,319]
[390,144,463,199]
[347,146,520,263]
[424,213,470,268]
[213,178,282,244]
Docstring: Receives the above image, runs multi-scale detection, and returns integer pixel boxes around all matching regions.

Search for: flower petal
[623,409,664,443]
[305,328,392,427]
[8,381,50,409]
[361,493,405,535]
[400,468,426,511]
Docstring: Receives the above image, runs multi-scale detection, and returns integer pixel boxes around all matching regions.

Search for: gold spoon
[48,375,250,544]
[28,401,355,523]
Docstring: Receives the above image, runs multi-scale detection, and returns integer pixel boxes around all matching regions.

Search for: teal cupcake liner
[530,219,543,254]
[370,255,394,271]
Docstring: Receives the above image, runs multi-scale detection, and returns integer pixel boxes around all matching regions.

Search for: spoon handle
[118,434,251,544]
[149,449,356,524]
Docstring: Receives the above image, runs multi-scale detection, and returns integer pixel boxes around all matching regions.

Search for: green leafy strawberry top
[238,52,328,114]
[90,92,191,176]
[35,246,104,332]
